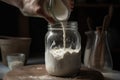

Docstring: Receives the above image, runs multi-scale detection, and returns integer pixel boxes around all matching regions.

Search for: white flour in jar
[45,48,81,76]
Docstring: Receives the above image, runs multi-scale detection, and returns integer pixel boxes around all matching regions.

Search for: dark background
[0,1,120,70]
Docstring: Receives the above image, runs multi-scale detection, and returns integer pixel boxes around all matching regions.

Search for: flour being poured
[48,0,80,60]
[61,22,66,49]
[49,0,70,48]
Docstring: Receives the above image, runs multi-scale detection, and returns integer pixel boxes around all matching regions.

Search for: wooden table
[3,64,104,80]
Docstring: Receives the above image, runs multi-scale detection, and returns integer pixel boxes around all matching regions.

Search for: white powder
[45,48,81,76]
[61,22,66,49]
[50,48,80,60]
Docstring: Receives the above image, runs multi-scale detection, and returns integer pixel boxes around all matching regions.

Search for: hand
[19,0,74,23]
[1,0,74,23]
[19,0,54,23]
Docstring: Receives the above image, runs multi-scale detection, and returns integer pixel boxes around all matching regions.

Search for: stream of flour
[61,22,66,49]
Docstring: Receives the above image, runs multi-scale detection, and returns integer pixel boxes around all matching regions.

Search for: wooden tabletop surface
[3,64,104,80]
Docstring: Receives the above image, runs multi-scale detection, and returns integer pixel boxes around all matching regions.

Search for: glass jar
[91,28,113,71]
[45,21,81,76]
[84,31,96,68]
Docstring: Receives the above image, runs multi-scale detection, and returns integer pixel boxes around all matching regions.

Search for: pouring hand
[20,0,74,23]
[20,0,55,23]
[0,0,74,23]
[0,0,55,23]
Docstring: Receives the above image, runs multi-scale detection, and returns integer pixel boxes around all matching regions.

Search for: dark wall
[0,1,20,61]
[28,18,48,57]
[0,1,19,36]
[71,5,120,71]
[0,1,48,59]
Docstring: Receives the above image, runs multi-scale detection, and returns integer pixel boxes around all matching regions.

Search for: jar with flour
[45,22,81,76]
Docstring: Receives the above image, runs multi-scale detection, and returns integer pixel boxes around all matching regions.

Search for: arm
[0,0,74,23]
[0,0,55,23]
[1,0,55,23]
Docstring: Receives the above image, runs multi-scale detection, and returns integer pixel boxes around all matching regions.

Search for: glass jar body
[45,22,81,76]
[90,31,113,71]
[84,31,96,67]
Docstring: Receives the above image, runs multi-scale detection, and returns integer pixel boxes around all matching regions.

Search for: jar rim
[48,21,78,29]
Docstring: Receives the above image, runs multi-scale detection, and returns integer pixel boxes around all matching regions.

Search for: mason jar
[45,21,81,76]
[89,27,113,71]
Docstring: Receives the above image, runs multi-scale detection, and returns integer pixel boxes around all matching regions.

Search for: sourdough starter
[45,48,81,76]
